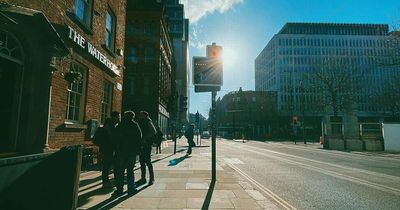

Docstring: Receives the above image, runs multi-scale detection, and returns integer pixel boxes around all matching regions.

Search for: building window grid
[128,76,135,95]
[126,47,138,63]
[144,47,155,63]
[143,76,151,95]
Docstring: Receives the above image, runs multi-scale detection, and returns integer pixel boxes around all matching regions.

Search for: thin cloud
[190,26,207,49]
[182,0,244,23]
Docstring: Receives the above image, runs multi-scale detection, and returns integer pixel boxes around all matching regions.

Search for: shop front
[0,5,69,156]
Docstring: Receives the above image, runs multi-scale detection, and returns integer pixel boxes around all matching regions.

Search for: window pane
[129,77,135,95]
[105,9,115,50]
[143,77,152,95]
[101,81,113,124]
[106,13,112,30]
[68,107,75,120]
[70,93,75,106]
[126,47,137,63]
[75,0,92,26]
[75,0,85,20]
[75,95,81,109]
[105,31,111,48]
[145,47,154,62]
[66,62,87,122]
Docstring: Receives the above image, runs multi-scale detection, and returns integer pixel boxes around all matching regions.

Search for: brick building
[215,88,278,138]
[123,0,175,134]
[0,0,127,156]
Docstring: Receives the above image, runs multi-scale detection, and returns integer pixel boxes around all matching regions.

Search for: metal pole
[197,124,199,145]
[211,91,217,181]
[173,124,177,154]
[199,119,202,146]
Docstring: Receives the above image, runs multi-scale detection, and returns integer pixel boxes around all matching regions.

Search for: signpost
[193,43,223,182]
[192,57,223,87]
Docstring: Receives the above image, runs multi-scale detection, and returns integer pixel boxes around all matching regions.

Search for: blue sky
[183,0,400,117]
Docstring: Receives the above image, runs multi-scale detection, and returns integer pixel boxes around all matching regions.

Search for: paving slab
[230,198,262,209]
[77,139,278,210]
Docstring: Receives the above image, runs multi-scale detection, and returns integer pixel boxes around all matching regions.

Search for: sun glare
[221,46,238,67]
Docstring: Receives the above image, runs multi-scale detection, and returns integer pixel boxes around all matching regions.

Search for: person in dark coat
[137,111,157,185]
[185,124,195,154]
[155,126,163,154]
[93,118,114,188]
[112,111,142,196]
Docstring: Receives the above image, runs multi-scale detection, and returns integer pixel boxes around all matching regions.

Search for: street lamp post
[290,105,295,144]
[300,81,306,144]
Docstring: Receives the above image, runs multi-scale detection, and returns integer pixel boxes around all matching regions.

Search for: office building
[255,23,399,126]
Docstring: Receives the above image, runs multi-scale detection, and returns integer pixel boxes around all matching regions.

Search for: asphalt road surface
[215,138,400,210]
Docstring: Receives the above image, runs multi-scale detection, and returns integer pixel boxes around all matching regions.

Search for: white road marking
[227,162,297,210]
[223,158,244,164]
[270,142,400,162]
[221,141,400,196]
[243,141,400,182]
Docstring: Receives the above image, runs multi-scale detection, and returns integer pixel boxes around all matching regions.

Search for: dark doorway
[0,57,21,153]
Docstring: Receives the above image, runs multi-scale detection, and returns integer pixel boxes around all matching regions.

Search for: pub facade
[0,0,127,156]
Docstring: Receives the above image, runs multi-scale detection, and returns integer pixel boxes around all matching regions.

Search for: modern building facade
[215,88,277,138]
[255,23,400,125]
[0,0,126,155]
[123,0,175,134]
[165,0,190,124]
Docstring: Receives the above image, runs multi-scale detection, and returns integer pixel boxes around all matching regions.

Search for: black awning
[0,3,69,56]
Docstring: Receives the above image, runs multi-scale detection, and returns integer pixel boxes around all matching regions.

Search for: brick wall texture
[1,0,127,149]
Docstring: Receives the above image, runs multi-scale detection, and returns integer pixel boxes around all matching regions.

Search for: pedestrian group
[93,110,163,196]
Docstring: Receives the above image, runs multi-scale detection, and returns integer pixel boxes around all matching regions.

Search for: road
[215,138,400,210]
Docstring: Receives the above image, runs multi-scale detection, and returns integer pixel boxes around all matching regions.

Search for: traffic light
[207,43,223,59]
[180,96,188,111]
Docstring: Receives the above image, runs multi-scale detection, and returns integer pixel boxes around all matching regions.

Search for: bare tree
[306,57,360,116]
[375,23,400,118]
[379,23,400,67]
[375,74,400,118]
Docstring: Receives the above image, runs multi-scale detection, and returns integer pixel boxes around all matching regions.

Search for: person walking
[113,111,142,196]
[137,111,157,185]
[155,126,163,154]
[184,124,195,155]
[92,111,120,188]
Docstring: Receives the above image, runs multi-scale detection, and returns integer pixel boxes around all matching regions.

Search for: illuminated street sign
[192,56,223,86]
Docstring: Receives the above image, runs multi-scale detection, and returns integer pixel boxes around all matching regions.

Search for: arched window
[0,30,24,64]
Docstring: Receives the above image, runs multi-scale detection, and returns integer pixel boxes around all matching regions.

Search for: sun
[221,46,238,68]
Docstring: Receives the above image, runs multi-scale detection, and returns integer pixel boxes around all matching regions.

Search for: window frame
[74,0,94,29]
[127,76,136,95]
[66,62,88,123]
[143,76,152,95]
[105,8,117,52]
[126,47,138,64]
[144,47,154,63]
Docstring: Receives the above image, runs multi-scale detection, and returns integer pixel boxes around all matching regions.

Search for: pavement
[77,138,279,210]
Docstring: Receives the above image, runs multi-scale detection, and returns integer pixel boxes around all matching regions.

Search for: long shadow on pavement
[201,180,216,210]
[168,154,191,166]
[79,175,102,188]
[86,184,150,210]
[78,149,188,208]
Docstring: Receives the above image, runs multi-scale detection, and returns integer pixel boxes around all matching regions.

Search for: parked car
[201,131,210,139]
